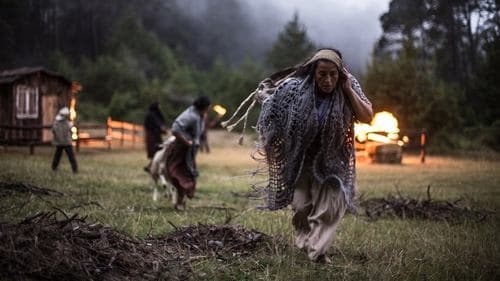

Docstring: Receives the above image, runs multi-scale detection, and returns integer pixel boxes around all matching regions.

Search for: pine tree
[266,13,315,71]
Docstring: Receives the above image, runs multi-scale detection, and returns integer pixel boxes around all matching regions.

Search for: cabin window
[15,84,39,119]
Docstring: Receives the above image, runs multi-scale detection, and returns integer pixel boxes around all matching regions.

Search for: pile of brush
[0,212,271,280]
[359,186,493,223]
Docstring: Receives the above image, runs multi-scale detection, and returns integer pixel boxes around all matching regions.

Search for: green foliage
[106,10,179,80]
[364,41,464,148]
[225,57,266,125]
[365,43,424,127]
[141,79,177,124]
[203,58,264,105]
[109,91,139,122]
[201,58,233,99]
[421,81,464,133]
[370,0,499,151]
[48,51,76,80]
[40,6,266,125]
[42,9,186,124]
[196,57,265,128]
[468,34,500,127]
[0,0,269,126]
[167,65,199,98]
[459,121,500,152]
[76,101,109,123]
[380,0,427,36]
[3,0,495,153]
[266,13,316,71]
[482,120,500,151]
[378,0,497,85]
[78,53,146,106]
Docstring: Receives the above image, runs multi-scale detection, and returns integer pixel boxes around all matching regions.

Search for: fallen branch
[0,181,63,197]
[68,201,104,210]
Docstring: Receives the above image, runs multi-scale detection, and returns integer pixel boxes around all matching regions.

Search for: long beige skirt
[291,168,346,261]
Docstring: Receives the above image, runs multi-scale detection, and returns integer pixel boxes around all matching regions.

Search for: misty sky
[241,0,392,74]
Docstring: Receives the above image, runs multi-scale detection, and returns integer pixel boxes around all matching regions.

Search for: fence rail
[76,117,144,151]
[1,117,144,154]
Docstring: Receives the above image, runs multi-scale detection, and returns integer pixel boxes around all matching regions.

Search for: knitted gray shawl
[256,74,357,211]
[222,51,370,211]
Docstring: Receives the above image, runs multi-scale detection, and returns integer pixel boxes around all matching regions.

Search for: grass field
[1,131,499,280]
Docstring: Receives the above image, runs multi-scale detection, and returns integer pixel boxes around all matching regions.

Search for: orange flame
[355,111,402,146]
[70,81,82,140]
[70,97,77,121]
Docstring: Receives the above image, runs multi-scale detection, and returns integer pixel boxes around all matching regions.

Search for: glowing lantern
[213,104,227,117]
[71,126,78,141]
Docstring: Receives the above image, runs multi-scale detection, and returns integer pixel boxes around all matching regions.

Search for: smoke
[174,0,390,74]
[240,0,391,75]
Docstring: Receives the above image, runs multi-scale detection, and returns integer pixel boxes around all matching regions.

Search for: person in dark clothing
[144,101,167,171]
[51,107,78,173]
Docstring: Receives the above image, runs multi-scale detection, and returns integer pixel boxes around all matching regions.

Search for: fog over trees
[1,0,498,150]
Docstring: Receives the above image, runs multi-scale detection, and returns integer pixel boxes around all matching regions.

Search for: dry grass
[0,130,499,280]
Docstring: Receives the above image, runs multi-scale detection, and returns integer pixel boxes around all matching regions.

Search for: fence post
[420,128,426,164]
[76,125,80,152]
[132,124,136,148]
[120,122,124,147]
[107,117,112,150]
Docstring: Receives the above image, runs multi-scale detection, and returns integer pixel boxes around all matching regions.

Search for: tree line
[364,0,499,151]
[1,0,273,123]
[1,0,498,151]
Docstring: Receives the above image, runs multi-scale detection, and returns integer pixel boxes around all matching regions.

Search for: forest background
[1,0,499,152]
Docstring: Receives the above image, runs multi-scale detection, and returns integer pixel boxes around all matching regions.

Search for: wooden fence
[1,117,144,154]
[76,117,144,151]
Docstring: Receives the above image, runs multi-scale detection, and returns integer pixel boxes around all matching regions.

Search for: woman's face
[314,60,339,95]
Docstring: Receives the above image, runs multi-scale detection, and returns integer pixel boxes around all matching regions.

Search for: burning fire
[70,81,82,141]
[69,97,77,122]
[354,111,405,146]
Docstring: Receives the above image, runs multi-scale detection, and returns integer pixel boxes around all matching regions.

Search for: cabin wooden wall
[0,72,70,143]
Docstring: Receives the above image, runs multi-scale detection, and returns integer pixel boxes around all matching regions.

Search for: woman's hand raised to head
[341,67,373,123]
[341,67,352,93]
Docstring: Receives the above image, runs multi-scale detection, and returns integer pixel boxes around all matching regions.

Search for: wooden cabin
[0,67,73,146]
